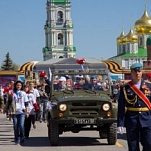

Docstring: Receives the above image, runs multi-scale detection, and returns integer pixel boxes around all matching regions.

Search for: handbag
[33,103,39,112]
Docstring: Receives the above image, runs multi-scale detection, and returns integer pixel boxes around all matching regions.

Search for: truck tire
[49,121,59,146]
[107,123,117,145]
[48,124,50,139]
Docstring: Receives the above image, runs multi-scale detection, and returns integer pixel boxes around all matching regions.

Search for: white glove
[117,127,124,134]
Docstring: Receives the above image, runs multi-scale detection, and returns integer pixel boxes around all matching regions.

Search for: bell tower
[42,0,76,61]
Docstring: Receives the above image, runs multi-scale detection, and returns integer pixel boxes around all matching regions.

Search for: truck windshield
[52,74,110,91]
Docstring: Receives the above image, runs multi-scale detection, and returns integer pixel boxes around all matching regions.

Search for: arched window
[57,11,63,23]
[132,45,134,53]
[123,45,126,53]
[127,44,130,52]
[58,33,63,45]
[140,37,143,46]
[119,45,121,54]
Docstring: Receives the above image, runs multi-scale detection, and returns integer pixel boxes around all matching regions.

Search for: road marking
[116,141,123,147]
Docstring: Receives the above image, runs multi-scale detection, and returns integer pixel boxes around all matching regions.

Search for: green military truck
[47,61,117,146]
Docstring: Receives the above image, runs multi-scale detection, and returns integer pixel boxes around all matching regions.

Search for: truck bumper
[49,117,117,126]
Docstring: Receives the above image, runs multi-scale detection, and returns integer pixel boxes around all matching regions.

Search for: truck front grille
[70,109,98,116]
[72,102,97,106]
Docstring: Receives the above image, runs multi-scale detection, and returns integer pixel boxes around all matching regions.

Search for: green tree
[1,52,13,70]
[12,63,19,71]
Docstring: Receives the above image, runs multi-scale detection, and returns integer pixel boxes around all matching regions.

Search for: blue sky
[0,0,150,65]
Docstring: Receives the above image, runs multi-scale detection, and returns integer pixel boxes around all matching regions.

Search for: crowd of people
[0,79,49,145]
[0,73,112,145]
[48,74,110,92]
[0,63,151,150]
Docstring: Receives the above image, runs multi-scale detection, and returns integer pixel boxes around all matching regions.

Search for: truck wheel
[107,123,117,145]
[49,121,59,146]
[48,124,50,139]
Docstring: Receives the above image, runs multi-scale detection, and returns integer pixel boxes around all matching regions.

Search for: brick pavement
[0,113,50,151]
[0,114,14,146]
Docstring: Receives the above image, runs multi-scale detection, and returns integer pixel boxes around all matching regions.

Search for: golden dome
[135,7,151,34]
[116,31,126,44]
[125,29,138,43]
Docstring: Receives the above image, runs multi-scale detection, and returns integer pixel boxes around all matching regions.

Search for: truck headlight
[102,103,110,111]
[59,104,67,111]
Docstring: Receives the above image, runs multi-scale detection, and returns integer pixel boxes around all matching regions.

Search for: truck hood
[52,90,111,102]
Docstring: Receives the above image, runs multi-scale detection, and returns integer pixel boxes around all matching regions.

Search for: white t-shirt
[30,88,40,100]
[12,91,28,114]
[27,93,36,115]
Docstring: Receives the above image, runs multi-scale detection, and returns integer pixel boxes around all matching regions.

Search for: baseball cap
[59,76,66,82]
[75,75,84,80]
[90,75,97,80]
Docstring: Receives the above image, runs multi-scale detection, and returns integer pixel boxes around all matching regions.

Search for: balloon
[39,71,46,78]
[3,87,9,93]
[76,58,86,64]
[146,73,151,78]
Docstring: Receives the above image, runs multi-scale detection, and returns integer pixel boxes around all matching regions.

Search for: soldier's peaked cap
[130,63,143,70]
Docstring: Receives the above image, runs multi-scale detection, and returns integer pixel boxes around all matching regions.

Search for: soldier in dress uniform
[117,63,151,151]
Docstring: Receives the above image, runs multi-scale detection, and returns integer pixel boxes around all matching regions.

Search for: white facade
[121,58,146,69]
[117,43,138,55]
[111,8,151,69]
[111,30,148,69]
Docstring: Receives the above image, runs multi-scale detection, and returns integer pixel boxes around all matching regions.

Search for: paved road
[0,114,142,151]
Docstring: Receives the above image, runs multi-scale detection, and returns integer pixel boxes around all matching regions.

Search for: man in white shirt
[29,82,40,128]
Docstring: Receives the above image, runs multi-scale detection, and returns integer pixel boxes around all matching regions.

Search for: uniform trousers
[126,125,151,151]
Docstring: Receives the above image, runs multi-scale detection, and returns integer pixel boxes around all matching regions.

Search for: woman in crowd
[24,86,39,139]
[29,81,40,128]
[4,80,29,145]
